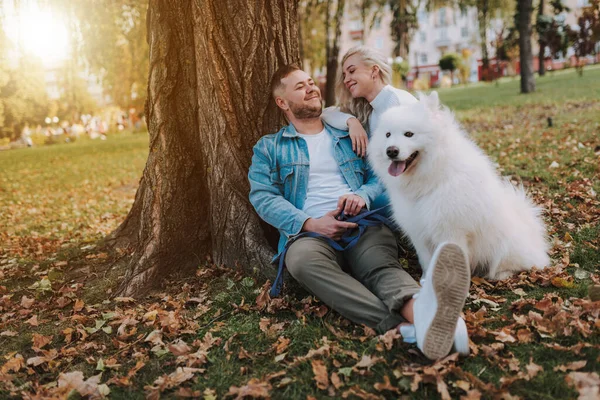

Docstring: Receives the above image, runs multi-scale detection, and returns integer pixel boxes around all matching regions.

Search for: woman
[322,45,418,157]
[322,45,418,213]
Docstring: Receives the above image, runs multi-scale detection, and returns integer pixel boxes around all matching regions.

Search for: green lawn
[0,68,598,399]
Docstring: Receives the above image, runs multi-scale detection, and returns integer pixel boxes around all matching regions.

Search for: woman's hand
[347,118,368,158]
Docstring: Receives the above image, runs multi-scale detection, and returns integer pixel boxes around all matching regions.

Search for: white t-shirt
[298,128,353,218]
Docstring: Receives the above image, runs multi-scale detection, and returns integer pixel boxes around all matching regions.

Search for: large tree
[517,0,535,93]
[112,0,300,296]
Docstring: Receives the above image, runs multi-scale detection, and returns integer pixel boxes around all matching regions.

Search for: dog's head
[368,91,445,179]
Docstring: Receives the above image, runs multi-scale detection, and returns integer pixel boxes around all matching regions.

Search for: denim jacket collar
[282,120,350,139]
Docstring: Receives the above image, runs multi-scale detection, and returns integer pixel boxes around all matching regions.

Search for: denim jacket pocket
[278,165,296,199]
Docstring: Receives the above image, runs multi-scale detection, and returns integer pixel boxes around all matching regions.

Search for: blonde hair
[335,46,392,126]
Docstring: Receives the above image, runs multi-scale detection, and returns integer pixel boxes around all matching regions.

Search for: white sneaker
[413,242,471,360]
[399,316,470,356]
[453,317,470,355]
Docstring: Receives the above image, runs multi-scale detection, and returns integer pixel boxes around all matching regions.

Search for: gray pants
[285,225,420,334]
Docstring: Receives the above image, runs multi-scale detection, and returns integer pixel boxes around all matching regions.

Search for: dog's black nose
[386,146,399,158]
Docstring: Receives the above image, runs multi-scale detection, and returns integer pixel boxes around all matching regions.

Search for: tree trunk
[325,0,345,107]
[538,0,546,76]
[112,0,300,296]
[518,0,536,93]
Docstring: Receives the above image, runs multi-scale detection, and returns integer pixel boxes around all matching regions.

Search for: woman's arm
[322,107,369,157]
[321,106,354,130]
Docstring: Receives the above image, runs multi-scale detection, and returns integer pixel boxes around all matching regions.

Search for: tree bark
[518,0,535,93]
[325,0,345,107]
[538,0,546,76]
[113,0,300,296]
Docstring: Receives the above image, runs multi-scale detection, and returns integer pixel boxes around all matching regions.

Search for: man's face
[277,70,323,119]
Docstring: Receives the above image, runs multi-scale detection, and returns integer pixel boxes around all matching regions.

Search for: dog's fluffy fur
[368,92,550,280]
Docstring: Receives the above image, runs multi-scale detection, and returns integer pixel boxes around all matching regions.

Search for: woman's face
[342,54,377,99]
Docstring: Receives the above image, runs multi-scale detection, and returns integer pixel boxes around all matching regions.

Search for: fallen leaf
[26,315,39,326]
[20,295,35,309]
[493,329,517,343]
[565,372,600,400]
[378,329,400,351]
[1,354,24,374]
[341,385,383,399]
[354,355,383,370]
[312,359,329,390]
[226,378,271,399]
[525,361,543,380]
[331,372,343,389]
[32,333,53,350]
[168,339,191,356]
[373,375,399,393]
[460,389,482,400]
[554,361,587,372]
[144,330,164,346]
[516,328,534,343]
[58,371,103,398]
[73,298,85,312]
[273,336,290,354]
[114,296,135,303]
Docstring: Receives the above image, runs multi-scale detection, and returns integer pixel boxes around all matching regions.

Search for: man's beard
[289,98,323,119]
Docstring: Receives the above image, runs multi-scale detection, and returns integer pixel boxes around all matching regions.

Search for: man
[248,65,471,360]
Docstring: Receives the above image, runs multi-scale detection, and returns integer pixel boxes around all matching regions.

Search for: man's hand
[302,209,358,240]
[347,117,368,158]
[337,194,366,217]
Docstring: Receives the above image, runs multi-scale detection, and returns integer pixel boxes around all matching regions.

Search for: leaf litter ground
[0,68,599,399]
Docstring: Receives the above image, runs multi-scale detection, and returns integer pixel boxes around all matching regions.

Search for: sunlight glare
[5,4,70,67]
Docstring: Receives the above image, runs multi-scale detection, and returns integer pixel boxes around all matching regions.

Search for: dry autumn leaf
[565,372,600,400]
[226,378,272,399]
[312,359,329,390]
[373,375,399,393]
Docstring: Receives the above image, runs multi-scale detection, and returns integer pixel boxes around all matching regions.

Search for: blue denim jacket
[248,122,384,260]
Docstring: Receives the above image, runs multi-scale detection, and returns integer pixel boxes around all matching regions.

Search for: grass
[0,68,598,399]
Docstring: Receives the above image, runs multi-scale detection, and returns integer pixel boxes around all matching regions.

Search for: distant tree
[300,1,327,78]
[537,0,547,76]
[50,0,149,110]
[567,0,600,76]
[54,62,98,122]
[517,0,535,93]
[388,0,419,59]
[0,57,50,140]
[325,0,346,106]
[355,0,387,41]
[456,0,510,76]
[537,0,571,76]
[439,52,461,81]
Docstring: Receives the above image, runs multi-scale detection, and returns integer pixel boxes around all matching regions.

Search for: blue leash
[269,206,393,297]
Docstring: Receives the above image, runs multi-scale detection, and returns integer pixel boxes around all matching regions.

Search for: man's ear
[275,96,288,111]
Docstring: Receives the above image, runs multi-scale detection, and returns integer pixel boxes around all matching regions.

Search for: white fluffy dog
[368,92,550,280]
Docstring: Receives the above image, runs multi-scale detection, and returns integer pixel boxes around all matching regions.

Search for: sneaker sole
[422,243,471,360]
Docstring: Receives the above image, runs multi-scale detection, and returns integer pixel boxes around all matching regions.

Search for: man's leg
[285,236,404,333]
[344,224,421,326]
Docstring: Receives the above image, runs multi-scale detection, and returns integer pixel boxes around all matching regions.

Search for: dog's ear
[419,91,440,113]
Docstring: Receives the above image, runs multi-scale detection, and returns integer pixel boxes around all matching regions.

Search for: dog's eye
[385,132,391,138]
[404,131,414,138]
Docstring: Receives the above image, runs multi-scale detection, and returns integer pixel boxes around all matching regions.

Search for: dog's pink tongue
[388,161,406,176]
